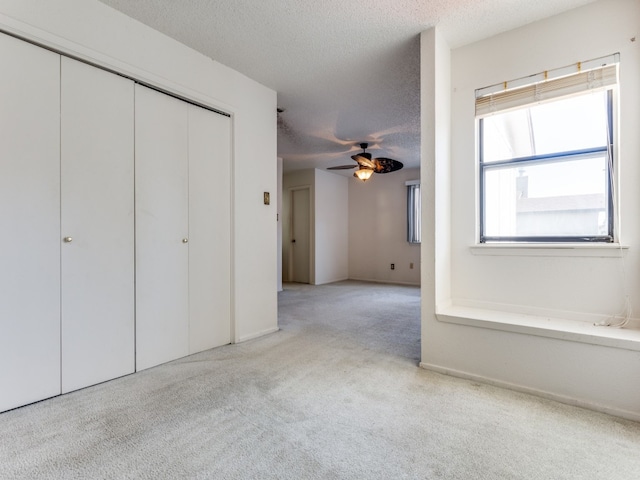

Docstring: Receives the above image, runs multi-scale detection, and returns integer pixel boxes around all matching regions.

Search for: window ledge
[436,305,640,352]
[470,243,629,257]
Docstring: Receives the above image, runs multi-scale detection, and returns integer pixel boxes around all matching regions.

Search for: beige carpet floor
[0,280,639,479]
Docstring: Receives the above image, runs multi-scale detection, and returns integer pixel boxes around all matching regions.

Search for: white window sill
[470,243,629,257]
[436,305,640,352]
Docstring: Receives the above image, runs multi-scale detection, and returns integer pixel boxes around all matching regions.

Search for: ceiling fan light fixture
[327,141,402,180]
[354,167,374,182]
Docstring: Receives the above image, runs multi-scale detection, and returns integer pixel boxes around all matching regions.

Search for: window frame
[406,180,421,244]
[478,89,616,244]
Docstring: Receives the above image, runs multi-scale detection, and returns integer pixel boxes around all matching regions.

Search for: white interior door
[0,33,61,411]
[291,188,311,284]
[60,57,135,393]
[135,85,190,371]
[188,105,232,353]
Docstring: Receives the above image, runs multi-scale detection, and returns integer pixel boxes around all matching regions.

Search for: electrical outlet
[390,263,395,270]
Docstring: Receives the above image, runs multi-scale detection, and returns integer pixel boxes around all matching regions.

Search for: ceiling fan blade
[351,153,376,169]
[373,157,404,173]
[327,165,357,170]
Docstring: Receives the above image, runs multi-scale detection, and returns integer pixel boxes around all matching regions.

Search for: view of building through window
[480,89,613,241]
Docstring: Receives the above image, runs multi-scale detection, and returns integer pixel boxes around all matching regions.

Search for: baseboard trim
[313,276,349,286]
[348,277,420,287]
[236,326,280,343]
[419,362,640,423]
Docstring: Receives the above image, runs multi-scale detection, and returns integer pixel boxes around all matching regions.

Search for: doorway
[289,186,311,284]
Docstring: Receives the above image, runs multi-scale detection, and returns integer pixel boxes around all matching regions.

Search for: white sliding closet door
[135,85,190,371]
[0,34,61,411]
[60,58,135,393]
[188,105,232,353]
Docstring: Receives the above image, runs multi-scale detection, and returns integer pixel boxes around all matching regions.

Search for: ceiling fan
[327,143,403,181]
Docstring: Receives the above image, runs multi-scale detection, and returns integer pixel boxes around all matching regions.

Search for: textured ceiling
[98,0,595,174]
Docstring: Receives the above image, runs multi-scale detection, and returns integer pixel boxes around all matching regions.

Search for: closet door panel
[0,34,61,411]
[60,57,135,393]
[135,85,189,371]
[188,106,232,353]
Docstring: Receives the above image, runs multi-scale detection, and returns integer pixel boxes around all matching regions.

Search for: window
[476,56,618,243]
[407,180,421,243]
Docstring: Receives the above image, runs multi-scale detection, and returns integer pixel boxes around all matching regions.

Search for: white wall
[315,170,349,284]
[421,0,640,420]
[449,0,640,318]
[0,0,278,343]
[349,168,421,285]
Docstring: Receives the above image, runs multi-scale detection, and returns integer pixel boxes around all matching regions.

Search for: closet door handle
[63,236,73,243]
[182,238,189,244]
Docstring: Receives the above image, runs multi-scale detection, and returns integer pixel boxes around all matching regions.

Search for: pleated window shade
[476,59,618,118]
[406,182,421,244]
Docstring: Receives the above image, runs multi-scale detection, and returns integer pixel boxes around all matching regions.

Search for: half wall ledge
[436,305,640,352]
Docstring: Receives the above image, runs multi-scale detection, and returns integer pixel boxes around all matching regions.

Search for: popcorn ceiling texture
[98,0,595,172]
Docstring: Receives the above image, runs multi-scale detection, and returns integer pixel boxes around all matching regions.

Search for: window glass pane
[483,154,608,238]
[482,91,609,163]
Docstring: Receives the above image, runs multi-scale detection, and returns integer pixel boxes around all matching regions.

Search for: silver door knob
[63,237,73,243]
[182,238,189,243]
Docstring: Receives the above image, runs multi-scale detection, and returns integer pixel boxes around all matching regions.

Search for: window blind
[476,57,618,117]
[406,183,421,244]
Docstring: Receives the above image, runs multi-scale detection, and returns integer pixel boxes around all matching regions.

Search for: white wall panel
[60,57,135,393]
[0,33,61,411]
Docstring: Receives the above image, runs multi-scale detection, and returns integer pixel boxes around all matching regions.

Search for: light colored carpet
[1,280,639,479]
